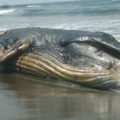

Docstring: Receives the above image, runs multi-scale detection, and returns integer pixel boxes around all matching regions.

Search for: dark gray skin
[0,27,120,90]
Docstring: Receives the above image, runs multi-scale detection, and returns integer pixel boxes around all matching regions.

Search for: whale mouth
[0,42,119,90]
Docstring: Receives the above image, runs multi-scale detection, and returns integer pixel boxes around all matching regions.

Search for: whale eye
[6,45,12,49]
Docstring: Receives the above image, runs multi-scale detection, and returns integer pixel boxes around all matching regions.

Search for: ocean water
[0,0,120,39]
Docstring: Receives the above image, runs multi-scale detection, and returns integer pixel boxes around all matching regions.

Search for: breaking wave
[0,9,16,15]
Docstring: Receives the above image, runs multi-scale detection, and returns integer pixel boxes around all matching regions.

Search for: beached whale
[0,27,120,90]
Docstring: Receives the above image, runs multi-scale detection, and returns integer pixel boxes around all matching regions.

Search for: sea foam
[0,9,16,15]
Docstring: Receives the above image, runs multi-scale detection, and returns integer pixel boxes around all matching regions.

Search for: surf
[0,9,16,15]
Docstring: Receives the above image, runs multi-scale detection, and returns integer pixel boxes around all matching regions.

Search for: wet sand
[0,73,120,120]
